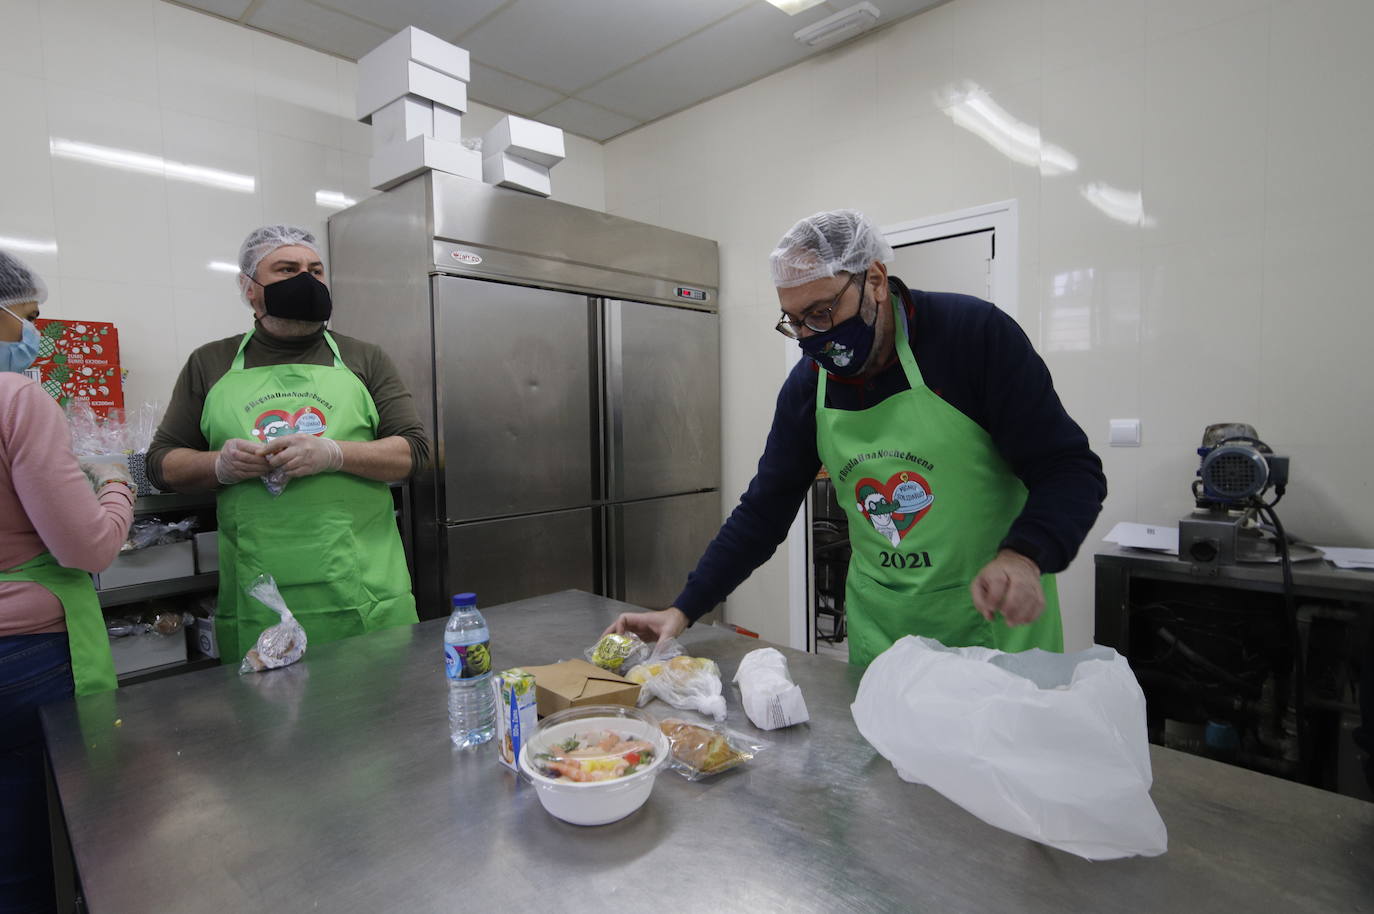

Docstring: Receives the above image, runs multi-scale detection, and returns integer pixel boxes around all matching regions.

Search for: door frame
[784,200,1021,651]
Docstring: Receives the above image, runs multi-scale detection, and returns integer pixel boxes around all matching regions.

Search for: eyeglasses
[775,270,865,339]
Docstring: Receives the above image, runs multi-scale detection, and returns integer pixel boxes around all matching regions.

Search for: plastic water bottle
[444,592,495,748]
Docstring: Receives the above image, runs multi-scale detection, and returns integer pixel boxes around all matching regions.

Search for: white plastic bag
[627,653,726,721]
[851,636,1167,860]
[733,647,809,730]
[239,575,307,674]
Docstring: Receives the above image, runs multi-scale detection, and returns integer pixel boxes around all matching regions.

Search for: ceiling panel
[313,0,508,41]
[536,98,641,143]
[460,0,750,93]
[467,62,564,117]
[247,0,391,59]
[167,0,253,19]
[577,2,835,123]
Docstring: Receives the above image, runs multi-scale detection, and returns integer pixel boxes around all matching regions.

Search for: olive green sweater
[147,321,430,491]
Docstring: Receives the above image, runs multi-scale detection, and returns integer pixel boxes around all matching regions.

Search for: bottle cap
[452,592,478,608]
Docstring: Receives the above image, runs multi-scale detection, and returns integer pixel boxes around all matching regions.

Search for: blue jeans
[0,634,73,914]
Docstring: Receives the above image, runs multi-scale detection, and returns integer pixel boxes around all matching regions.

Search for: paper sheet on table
[1315,546,1374,570]
[1104,522,1179,554]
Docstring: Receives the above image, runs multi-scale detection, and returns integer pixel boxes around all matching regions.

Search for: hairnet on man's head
[0,250,49,310]
[238,225,321,280]
[769,209,893,288]
[237,225,322,305]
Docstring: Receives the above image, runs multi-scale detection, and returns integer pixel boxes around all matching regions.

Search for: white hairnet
[769,209,893,288]
[236,224,322,306]
[0,250,48,309]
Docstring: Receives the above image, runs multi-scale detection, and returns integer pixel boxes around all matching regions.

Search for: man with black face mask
[148,225,428,659]
[606,210,1106,666]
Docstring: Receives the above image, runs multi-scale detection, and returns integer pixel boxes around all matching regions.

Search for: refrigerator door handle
[605,298,625,503]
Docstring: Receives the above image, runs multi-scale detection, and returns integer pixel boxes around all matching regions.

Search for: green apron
[0,552,117,695]
[816,296,1063,667]
[200,330,418,662]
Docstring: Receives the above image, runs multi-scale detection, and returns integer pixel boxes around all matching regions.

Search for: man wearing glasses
[607,209,1106,665]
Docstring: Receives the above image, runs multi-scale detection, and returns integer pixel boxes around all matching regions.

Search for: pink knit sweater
[0,373,134,636]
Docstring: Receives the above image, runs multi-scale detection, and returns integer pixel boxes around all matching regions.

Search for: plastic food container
[518,704,669,826]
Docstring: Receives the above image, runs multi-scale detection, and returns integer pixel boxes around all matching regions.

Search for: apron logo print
[250,406,328,441]
[855,471,934,547]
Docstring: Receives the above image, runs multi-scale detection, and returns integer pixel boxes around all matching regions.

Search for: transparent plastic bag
[627,650,726,721]
[658,717,767,781]
[239,574,307,674]
[585,631,652,674]
[68,401,165,495]
[121,516,198,552]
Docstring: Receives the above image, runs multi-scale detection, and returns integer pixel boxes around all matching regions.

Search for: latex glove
[78,456,133,491]
[603,607,689,644]
[971,549,1045,626]
[215,438,271,486]
[261,434,343,479]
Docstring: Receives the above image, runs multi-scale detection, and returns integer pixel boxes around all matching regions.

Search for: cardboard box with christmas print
[29,319,123,417]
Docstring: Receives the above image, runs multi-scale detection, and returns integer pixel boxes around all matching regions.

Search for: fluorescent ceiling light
[766,0,827,14]
[794,2,881,48]
[208,261,240,274]
[1080,183,1157,228]
[937,82,1078,175]
[49,139,255,193]
[0,235,58,255]
[315,190,357,210]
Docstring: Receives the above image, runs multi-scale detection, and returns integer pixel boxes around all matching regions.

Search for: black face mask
[256,272,333,322]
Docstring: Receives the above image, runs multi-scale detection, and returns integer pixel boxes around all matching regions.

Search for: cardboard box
[109,630,188,676]
[433,103,463,142]
[523,659,640,717]
[495,669,537,771]
[370,95,434,154]
[482,152,552,197]
[369,135,481,191]
[358,26,470,91]
[95,541,195,590]
[192,616,219,659]
[29,319,122,417]
[480,116,565,168]
[193,531,219,574]
[357,59,468,122]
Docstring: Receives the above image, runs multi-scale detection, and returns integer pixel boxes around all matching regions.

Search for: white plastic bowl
[518,705,669,826]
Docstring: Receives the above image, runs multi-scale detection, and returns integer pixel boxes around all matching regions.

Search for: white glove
[215,438,271,486]
[261,434,343,479]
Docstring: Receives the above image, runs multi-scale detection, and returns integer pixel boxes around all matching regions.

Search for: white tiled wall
[0,0,605,410]
[603,0,1374,649]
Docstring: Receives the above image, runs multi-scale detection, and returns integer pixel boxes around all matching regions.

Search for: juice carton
[496,668,537,771]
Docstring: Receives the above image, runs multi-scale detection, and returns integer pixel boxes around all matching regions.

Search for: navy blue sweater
[673,276,1107,622]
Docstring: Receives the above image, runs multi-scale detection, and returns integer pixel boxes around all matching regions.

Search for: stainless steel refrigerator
[328,173,721,618]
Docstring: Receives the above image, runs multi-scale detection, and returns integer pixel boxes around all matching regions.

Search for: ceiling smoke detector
[793,2,882,48]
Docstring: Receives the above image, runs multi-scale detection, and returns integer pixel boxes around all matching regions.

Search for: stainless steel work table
[42,590,1374,913]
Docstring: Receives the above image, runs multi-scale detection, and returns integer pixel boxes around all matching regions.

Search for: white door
[888,229,994,300]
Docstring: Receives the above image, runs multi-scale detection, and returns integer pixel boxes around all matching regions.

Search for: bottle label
[445,640,492,680]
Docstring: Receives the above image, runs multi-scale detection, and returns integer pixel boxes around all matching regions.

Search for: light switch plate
[1109,418,1141,447]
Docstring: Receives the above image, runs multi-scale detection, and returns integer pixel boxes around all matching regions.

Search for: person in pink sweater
[0,251,134,914]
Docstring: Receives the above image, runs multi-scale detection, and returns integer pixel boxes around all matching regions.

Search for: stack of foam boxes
[479,115,566,198]
[357,27,480,191]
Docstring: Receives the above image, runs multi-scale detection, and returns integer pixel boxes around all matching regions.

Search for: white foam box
[371,95,434,155]
[95,541,195,590]
[482,152,552,197]
[193,531,219,574]
[357,60,467,123]
[480,116,565,168]
[433,104,463,142]
[370,135,481,191]
[109,630,188,676]
[360,26,469,82]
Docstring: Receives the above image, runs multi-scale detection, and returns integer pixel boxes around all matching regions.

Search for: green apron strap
[0,553,117,695]
[229,330,254,371]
